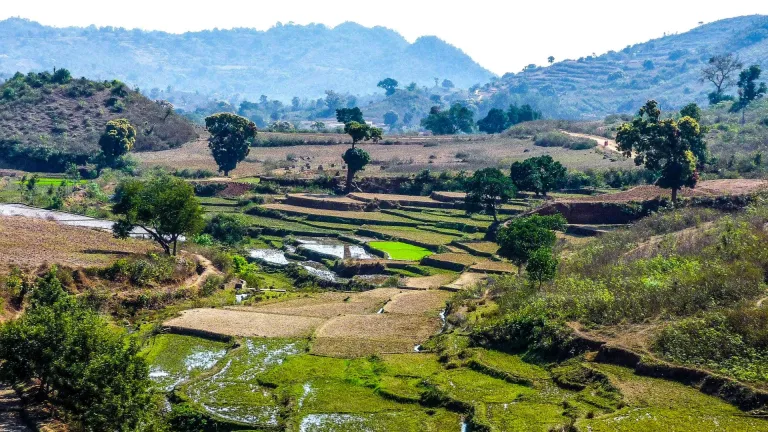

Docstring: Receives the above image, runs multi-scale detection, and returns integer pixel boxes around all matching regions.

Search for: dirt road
[0,385,30,432]
[561,131,624,155]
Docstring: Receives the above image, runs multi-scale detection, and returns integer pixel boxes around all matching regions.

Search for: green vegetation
[420,103,474,135]
[510,155,567,196]
[534,131,596,150]
[98,118,136,168]
[464,168,516,221]
[496,214,566,271]
[113,175,205,255]
[205,113,258,176]
[368,241,433,261]
[617,100,706,201]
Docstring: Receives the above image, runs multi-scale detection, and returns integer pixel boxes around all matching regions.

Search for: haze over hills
[474,15,768,119]
[0,18,494,101]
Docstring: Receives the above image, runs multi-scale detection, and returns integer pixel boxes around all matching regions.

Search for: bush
[200,275,225,297]
[205,213,247,245]
[534,132,596,150]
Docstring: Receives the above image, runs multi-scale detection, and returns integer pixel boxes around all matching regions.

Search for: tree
[526,247,558,287]
[205,213,247,245]
[701,54,743,105]
[477,108,508,134]
[421,103,474,135]
[548,56,555,64]
[464,168,516,221]
[324,90,344,112]
[496,214,566,272]
[112,175,205,255]
[377,78,399,96]
[616,100,705,202]
[441,79,455,89]
[342,147,371,193]
[679,103,702,122]
[344,121,382,146]
[510,156,566,196]
[0,270,156,431]
[406,82,418,91]
[383,111,399,129]
[291,96,301,110]
[336,107,364,124]
[98,119,136,167]
[732,65,767,124]
[311,121,326,131]
[205,113,257,176]
[506,104,542,127]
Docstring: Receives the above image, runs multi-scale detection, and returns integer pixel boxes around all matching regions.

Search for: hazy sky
[2,1,767,75]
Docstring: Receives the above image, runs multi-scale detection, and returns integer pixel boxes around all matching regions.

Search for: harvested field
[455,241,499,256]
[421,253,480,271]
[402,274,459,290]
[229,289,401,319]
[312,314,442,357]
[136,134,633,178]
[0,215,155,272]
[441,272,488,291]
[430,191,466,202]
[284,193,365,211]
[383,290,451,315]
[567,179,768,203]
[164,309,323,338]
[469,261,516,274]
[262,204,419,226]
[349,193,453,209]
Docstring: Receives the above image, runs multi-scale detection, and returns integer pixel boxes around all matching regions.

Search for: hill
[0,19,494,102]
[475,15,768,119]
[0,70,197,172]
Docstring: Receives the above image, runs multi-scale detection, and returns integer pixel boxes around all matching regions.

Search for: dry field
[567,179,768,203]
[469,261,517,274]
[166,288,450,357]
[164,308,324,338]
[402,274,459,290]
[135,134,634,178]
[0,216,154,272]
[441,272,488,291]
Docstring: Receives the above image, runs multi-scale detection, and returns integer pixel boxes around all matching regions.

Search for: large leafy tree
[496,214,566,272]
[731,65,767,124]
[510,155,566,196]
[342,147,371,193]
[98,118,136,167]
[112,175,205,255]
[205,113,257,176]
[336,107,364,124]
[421,103,474,135]
[616,100,705,202]
[383,111,399,129]
[464,168,516,221]
[377,78,399,96]
[344,121,382,146]
[0,269,155,431]
[526,247,558,287]
[701,54,743,105]
[477,108,508,134]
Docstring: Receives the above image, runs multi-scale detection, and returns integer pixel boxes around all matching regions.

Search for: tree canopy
[464,168,516,221]
[496,214,566,271]
[0,269,156,431]
[98,118,136,167]
[205,113,257,176]
[112,175,205,255]
[383,111,399,128]
[421,103,474,135]
[377,78,399,96]
[732,65,767,121]
[510,155,567,196]
[336,107,364,124]
[344,121,382,145]
[616,100,706,202]
[701,54,742,105]
[342,147,371,193]
[477,108,508,134]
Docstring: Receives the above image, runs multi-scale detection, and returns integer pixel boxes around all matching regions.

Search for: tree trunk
[671,187,678,203]
[346,169,354,194]
[491,207,498,222]
[173,238,178,256]
[223,169,230,177]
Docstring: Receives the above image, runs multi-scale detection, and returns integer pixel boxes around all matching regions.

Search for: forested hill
[475,15,768,119]
[0,18,494,101]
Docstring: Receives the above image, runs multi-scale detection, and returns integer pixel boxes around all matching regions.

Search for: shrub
[204,213,247,245]
[534,132,596,150]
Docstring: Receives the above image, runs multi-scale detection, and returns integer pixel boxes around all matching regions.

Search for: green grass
[361,225,458,248]
[13,177,87,186]
[141,334,230,392]
[241,214,336,235]
[369,241,433,261]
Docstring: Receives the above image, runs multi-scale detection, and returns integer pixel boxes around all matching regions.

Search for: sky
[1,1,767,75]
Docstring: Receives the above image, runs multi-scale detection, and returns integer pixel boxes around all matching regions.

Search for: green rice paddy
[368,241,433,261]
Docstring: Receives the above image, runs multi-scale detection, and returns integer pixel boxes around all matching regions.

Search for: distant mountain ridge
[0,18,494,101]
[474,15,768,119]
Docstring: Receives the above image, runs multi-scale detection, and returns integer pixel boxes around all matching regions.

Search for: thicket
[534,131,597,150]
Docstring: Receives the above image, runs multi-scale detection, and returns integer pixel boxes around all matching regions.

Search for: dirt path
[181,253,221,289]
[561,131,625,156]
[0,385,31,432]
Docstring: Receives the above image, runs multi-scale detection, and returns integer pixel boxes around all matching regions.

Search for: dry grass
[383,290,451,315]
[135,134,634,178]
[0,216,155,273]
[423,253,480,267]
[228,288,401,319]
[402,274,459,290]
[457,241,499,255]
[164,308,324,338]
[441,272,488,291]
[567,179,768,203]
[469,261,516,274]
[311,314,442,357]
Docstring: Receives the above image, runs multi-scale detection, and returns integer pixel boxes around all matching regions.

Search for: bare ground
[164,308,324,338]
